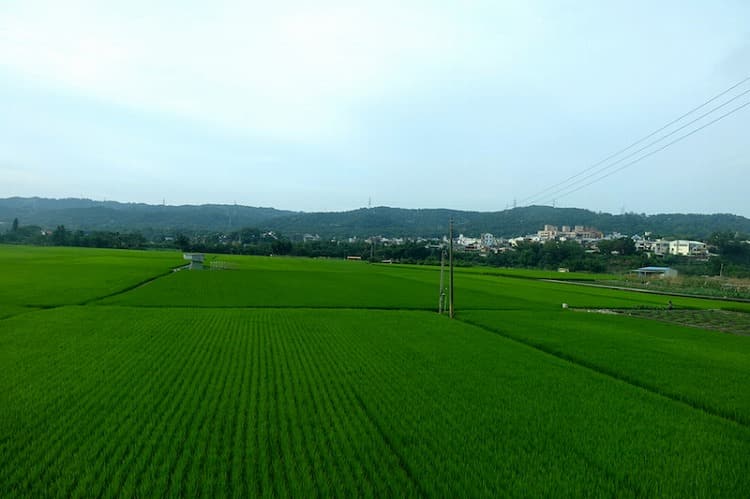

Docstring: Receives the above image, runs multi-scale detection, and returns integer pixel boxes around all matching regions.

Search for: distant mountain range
[0,197,292,233]
[1,197,749,240]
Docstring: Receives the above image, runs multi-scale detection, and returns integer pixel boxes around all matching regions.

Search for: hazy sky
[1,1,749,215]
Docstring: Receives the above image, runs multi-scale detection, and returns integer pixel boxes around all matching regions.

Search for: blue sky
[1,1,749,215]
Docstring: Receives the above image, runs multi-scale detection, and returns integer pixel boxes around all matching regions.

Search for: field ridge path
[81,266,184,305]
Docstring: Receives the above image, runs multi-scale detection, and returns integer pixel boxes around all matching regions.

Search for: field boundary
[543,279,750,303]
[80,267,181,305]
[2,273,177,320]
[89,304,542,314]
[92,303,440,311]
[458,315,750,429]
[0,306,45,322]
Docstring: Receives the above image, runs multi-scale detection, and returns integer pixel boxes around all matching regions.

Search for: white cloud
[2,1,749,214]
[0,1,499,143]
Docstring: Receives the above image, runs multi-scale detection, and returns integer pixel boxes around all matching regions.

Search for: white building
[509,236,537,247]
[652,240,671,256]
[537,225,558,240]
[669,240,708,257]
[536,224,603,241]
[457,234,481,247]
[480,233,496,248]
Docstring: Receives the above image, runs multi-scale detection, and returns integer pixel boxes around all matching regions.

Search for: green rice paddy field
[1,245,749,496]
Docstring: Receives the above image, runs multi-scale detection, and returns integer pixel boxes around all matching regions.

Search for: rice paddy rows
[0,245,183,308]
[101,259,750,312]
[460,309,750,426]
[0,307,421,496]
[2,247,750,496]
[2,307,750,496]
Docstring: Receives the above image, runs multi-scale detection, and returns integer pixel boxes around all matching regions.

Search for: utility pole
[449,217,454,319]
[438,250,446,314]
[370,236,375,261]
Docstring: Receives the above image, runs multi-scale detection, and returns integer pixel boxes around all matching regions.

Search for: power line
[524,86,750,205]
[519,75,750,205]
[548,99,750,202]
[521,76,750,204]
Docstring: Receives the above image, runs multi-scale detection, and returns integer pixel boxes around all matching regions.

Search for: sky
[1,0,749,216]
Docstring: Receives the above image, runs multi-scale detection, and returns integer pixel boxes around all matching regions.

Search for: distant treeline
[0,220,148,250]
[174,228,750,277]
[4,219,749,277]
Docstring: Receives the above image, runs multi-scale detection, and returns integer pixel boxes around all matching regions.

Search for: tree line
[1,219,147,249]
[3,218,749,276]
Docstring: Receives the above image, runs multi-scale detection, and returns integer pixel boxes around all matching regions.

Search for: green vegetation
[2,246,750,496]
[0,305,34,320]
[446,264,616,281]
[4,197,750,239]
[461,309,750,424]
[103,256,750,312]
[0,223,149,249]
[3,307,750,496]
[623,308,750,335]
[605,274,750,300]
[6,200,750,277]
[0,245,182,307]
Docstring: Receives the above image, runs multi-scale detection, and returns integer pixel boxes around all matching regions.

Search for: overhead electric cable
[523,87,750,205]
[519,75,750,205]
[546,99,750,202]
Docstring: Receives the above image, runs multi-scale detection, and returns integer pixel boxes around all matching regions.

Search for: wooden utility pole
[449,217,454,319]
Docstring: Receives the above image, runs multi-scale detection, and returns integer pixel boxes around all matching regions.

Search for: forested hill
[1,197,749,239]
[268,207,750,240]
[0,197,294,232]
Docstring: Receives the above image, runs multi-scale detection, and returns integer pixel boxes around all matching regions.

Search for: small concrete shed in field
[632,266,678,278]
[183,253,205,270]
